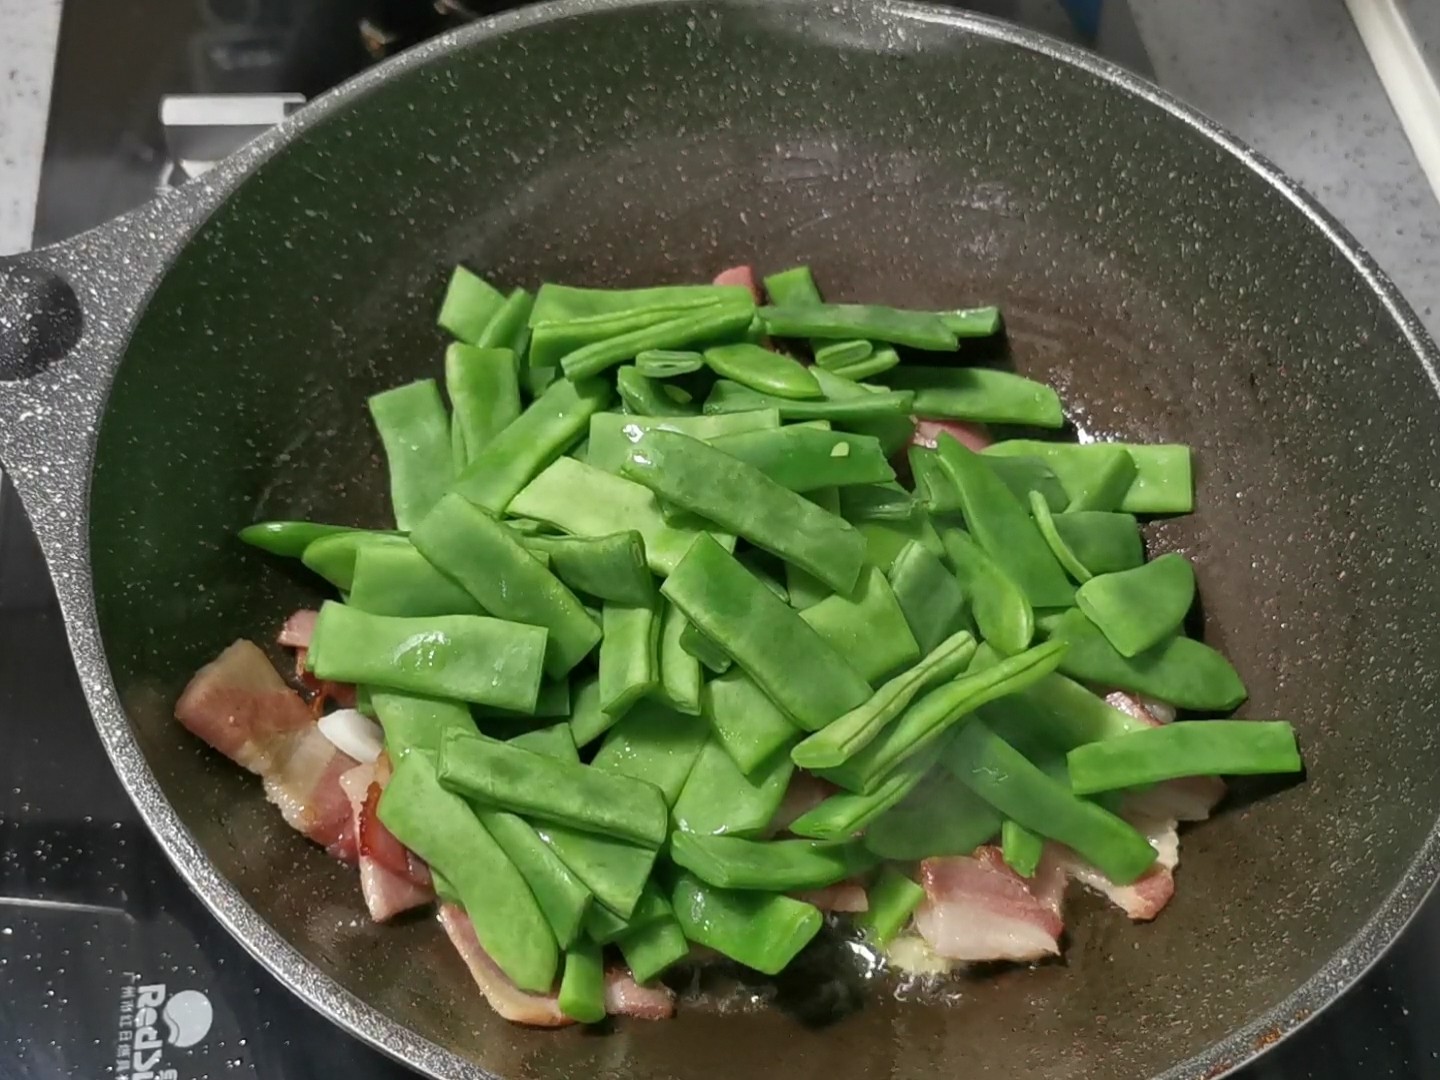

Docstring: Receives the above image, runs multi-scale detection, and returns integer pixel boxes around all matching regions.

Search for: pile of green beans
[239,264,1304,1023]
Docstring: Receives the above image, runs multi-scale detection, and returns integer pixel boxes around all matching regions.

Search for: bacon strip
[278,609,318,648]
[276,608,357,710]
[792,882,869,912]
[915,846,1065,963]
[912,418,992,453]
[604,968,676,1020]
[437,904,572,1027]
[339,764,433,922]
[1057,813,1180,922]
[711,264,764,304]
[176,639,359,858]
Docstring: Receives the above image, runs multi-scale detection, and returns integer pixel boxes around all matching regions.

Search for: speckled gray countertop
[0,0,1436,311]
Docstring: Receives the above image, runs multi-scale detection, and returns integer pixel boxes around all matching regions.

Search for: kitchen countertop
[2,1,1437,343]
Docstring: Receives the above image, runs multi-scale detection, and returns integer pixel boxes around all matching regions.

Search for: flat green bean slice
[661,535,871,731]
[369,379,454,530]
[984,440,1193,515]
[378,753,556,991]
[758,304,959,351]
[567,676,615,748]
[532,305,713,369]
[885,540,970,654]
[827,346,901,381]
[886,366,1064,427]
[703,669,801,776]
[480,809,592,947]
[792,629,975,769]
[704,342,822,400]
[453,374,612,514]
[562,302,756,380]
[530,282,750,324]
[240,521,372,558]
[587,410,781,473]
[584,880,673,943]
[439,729,669,846]
[986,454,1070,512]
[678,620,732,675]
[617,364,698,417]
[349,542,483,618]
[1044,607,1247,711]
[558,940,606,1023]
[839,481,917,523]
[1051,512,1145,574]
[519,531,655,607]
[1064,445,1138,512]
[624,429,866,595]
[437,266,505,343]
[669,832,875,891]
[506,721,578,759]
[760,266,820,305]
[618,916,691,983]
[822,639,1067,794]
[1066,720,1301,794]
[1075,553,1195,657]
[670,871,822,975]
[474,287,533,351]
[707,426,894,492]
[908,447,962,514]
[412,493,600,678]
[705,379,916,421]
[536,822,658,919]
[636,349,705,377]
[859,509,947,571]
[944,720,1157,884]
[939,307,1003,337]
[1028,490,1094,582]
[598,598,660,719]
[935,434,1074,609]
[1001,819,1045,878]
[672,739,793,838]
[814,339,873,370]
[655,600,702,715]
[308,602,546,713]
[446,344,520,467]
[797,564,920,683]
[941,528,1034,656]
[372,691,478,760]
[854,867,926,947]
[863,768,1001,859]
[788,740,946,841]
[591,699,708,805]
[511,456,733,575]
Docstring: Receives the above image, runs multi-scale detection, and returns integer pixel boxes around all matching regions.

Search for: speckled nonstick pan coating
[0,1,1437,1077]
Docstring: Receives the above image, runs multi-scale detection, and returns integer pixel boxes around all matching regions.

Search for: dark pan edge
[42,2,1440,1079]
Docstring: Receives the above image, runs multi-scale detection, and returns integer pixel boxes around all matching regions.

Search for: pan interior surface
[85,2,1440,1077]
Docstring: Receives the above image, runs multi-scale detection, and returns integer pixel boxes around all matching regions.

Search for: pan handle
[0,188,204,559]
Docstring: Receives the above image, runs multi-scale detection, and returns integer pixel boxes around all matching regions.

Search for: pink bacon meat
[915,845,1066,963]
[175,639,358,858]
[276,608,357,710]
[1056,812,1180,922]
[338,763,433,922]
[1105,691,1226,821]
[438,904,573,1027]
[604,968,676,1020]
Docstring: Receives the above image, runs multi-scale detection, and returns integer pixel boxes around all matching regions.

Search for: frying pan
[1,0,1438,1076]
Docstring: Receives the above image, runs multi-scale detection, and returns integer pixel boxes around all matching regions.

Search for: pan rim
[75,1,1440,1078]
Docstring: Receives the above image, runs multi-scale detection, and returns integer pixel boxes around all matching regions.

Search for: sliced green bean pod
[519,531,655,607]
[827,345,901,382]
[1051,511,1145,574]
[616,364,698,416]
[1066,721,1301,794]
[636,349,705,377]
[372,691,478,761]
[703,342,822,400]
[672,739,793,838]
[707,426,894,492]
[562,302,756,380]
[1063,444,1137,512]
[854,867,926,947]
[984,440,1193,515]
[1028,490,1094,582]
[787,740,946,841]
[814,339,873,370]
[938,306,1002,337]
[439,729,669,846]
[567,676,615,748]
[530,282,750,324]
[941,528,1034,656]
[678,620,733,675]
[536,822,658,919]
[1075,552,1195,657]
[669,832,875,891]
[479,809,592,947]
[704,379,916,422]
[412,493,600,678]
[796,565,920,683]
[349,542,482,618]
[308,602,546,713]
[368,379,454,530]
[453,374,612,514]
[661,535,871,731]
[863,768,1001,859]
[240,520,372,558]
[623,429,866,594]
[618,916,691,984]
[1001,819,1045,878]
[758,304,959,351]
[944,720,1157,884]
[1044,607,1247,711]
[886,366,1064,427]
[591,699,708,805]
[378,753,556,991]
[587,410,781,473]
[792,629,975,769]
[655,600,703,715]
[703,669,801,776]
[986,454,1070,512]
[446,344,521,467]
[885,540,969,654]
[558,940,607,1023]
[437,266,506,343]
[598,598,660,719]
[670,871,822,975]
[822,639,1066,794]
[474,286,534,351]
[839,482,917,523]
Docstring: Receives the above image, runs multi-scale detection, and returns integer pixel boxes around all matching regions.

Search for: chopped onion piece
[318,708,384,764]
